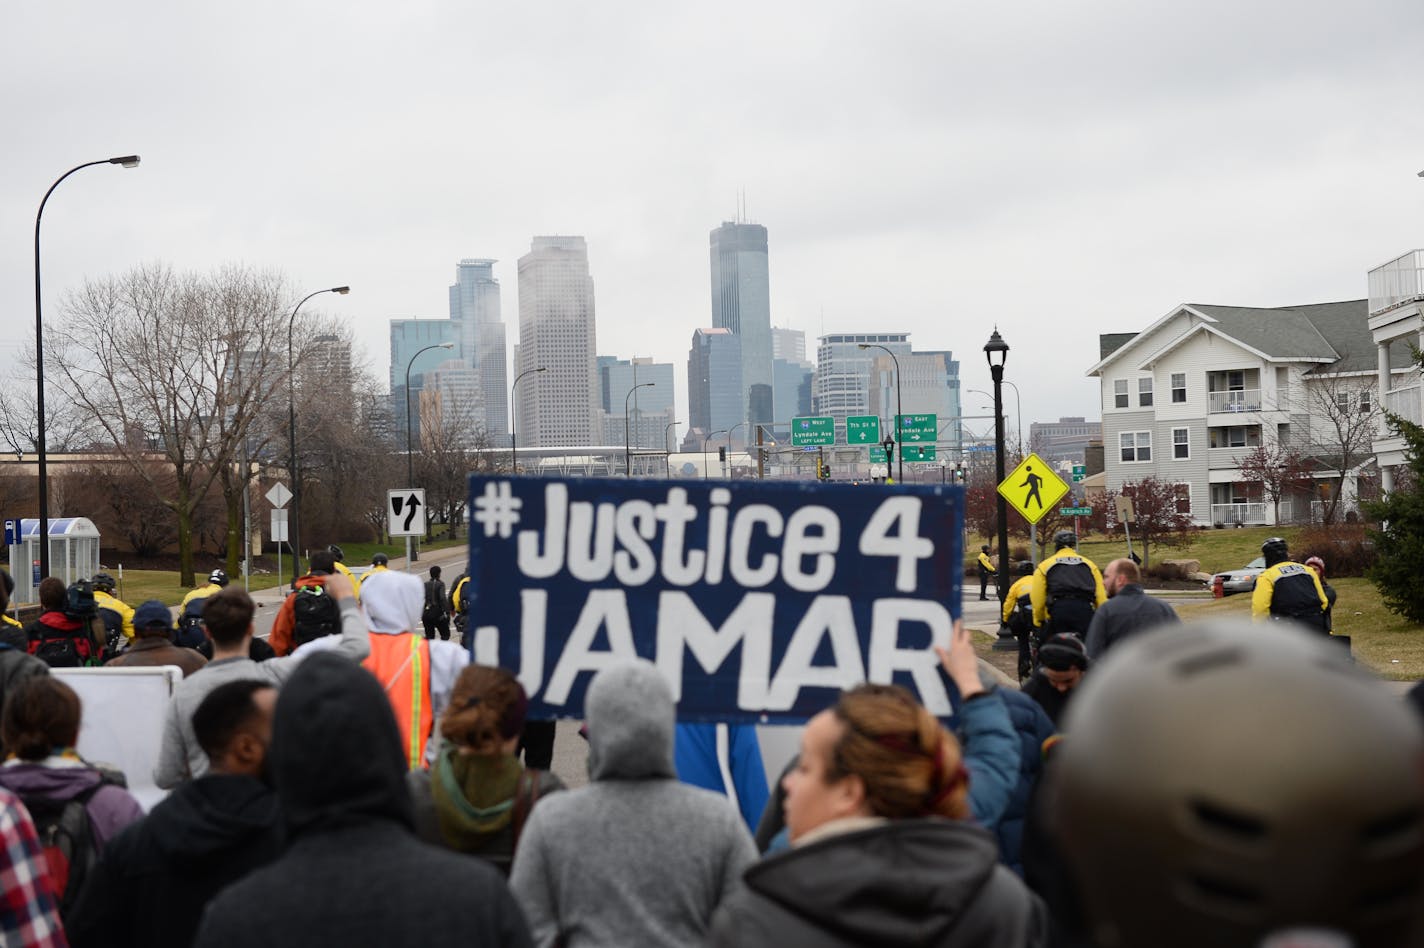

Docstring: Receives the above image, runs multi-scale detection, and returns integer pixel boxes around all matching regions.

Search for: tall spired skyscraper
[448,259,509,444]
[710,221,772,429]
[516,236,599,447]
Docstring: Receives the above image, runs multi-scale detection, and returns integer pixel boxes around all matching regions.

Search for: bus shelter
[6,517,102,606]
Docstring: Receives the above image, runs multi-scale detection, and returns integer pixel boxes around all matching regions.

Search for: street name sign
[895,414,937,442]
[869,445,888,464]
[900,444,937,462]
[997,452,1070,525]
[790,416,835,447]
[1059,506,1092,517]
[845,415,881,445]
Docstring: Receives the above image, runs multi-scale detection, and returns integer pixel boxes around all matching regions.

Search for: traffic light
[718,446,727,462]
[819,466,831,482]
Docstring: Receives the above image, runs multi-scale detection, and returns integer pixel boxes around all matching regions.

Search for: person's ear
[836,772,869,815]
[230,731,263,770]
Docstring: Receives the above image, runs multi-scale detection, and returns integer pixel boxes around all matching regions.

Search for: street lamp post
[859,343,904,483]
[703,429,727,480]
[624,382,656,477]
[984,328,1016,651]
[510,366,547,475]
[34,155,140,580]
[664,420,682,478]
[287,286,350,584]
[404,341,455,563]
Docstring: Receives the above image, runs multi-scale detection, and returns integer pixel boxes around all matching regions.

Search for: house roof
[1094,299,1410,378]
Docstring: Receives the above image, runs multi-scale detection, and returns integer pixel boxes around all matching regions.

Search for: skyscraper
[448,259,509,444]
[771,326,806,364]
[710,222,772,429]
[516,236,598,447]
[389,317,458,446]
[814,332,911,424]
[868,349,962,460]
[688,328,744,439]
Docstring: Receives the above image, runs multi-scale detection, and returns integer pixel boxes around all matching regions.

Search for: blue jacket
[674,723,770,833]
[992,688,1056,876]
[953,691,1020,831]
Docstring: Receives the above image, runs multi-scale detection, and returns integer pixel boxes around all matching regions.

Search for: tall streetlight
[725,422,747,478]
[664,420,682,478]
[510,366,547,475]
[984,328,1015,650]
[286,286,350,584]
[403,341,455,565]
[624,382,656,477]
[968,381,1022,452]
[703,429,727,480]
[859,343,904,483]
[34,155,140,580]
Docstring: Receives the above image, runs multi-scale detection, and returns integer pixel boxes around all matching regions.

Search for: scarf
[430,746,525,851]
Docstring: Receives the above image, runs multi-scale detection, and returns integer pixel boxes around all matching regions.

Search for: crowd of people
[0,528,1419,947]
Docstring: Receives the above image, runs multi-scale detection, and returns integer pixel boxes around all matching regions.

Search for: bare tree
[51,264,298,586]
[1238,439,1314,525]
[0,360,96,458]
[1302,371,1382,524]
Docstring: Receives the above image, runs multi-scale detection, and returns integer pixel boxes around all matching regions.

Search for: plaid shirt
[0,787,67,947]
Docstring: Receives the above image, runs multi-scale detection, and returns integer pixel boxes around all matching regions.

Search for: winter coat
[994,689,1056,876]
[709,818,1048,947]
[105,635,208,677]
[1083,584,1180,660]
[0,758,144,851]
[509,660,756,948]
[193,652,530,948]
[66,774,281,948]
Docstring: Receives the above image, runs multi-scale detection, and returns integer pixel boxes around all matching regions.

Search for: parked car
[1212,556,1265,595]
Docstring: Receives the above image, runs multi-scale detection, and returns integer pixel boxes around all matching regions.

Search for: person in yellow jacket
[976,545,997,601]
[327,545,362,602]
[92,573,135,643]
[1251,537,1329,632]
[357,552,390,593]
[1,569,22,643]
[1030,531,1107,642]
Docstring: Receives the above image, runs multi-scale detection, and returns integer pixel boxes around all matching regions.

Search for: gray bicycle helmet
[371,553,388,567]
[1053,530,1077,550]
[208,568,229,587]
[1051,620,1424,947]
[1261,536,1290,566]
[91,572,117,592]
[327,544,345,562]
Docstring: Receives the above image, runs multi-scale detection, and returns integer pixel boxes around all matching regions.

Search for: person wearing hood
[193,651,531,948]
[709,679,1047,947]
[0,675,145,918]
[154,577,370,789]
[509,659,756,947]
[67,679,283,948]
[408,664,564,872]
[358,569,469,770]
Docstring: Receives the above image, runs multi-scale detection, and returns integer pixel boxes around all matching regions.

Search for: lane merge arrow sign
[387,488,427,537]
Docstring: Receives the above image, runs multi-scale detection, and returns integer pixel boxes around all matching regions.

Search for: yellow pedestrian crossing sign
[998,453,1070,525]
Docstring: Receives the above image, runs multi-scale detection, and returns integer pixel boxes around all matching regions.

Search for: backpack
[64,581,98,622]
[175,598,208,650]
[29,621,97,668]
[97,607,125,659]
[20,774,117,917]
[291,584,341,647]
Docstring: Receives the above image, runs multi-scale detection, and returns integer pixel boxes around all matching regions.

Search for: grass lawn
[1175,577,1424,681]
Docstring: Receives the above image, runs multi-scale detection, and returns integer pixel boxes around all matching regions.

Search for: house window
[1171,373,1186,403]
[1173,428,1189,459]
[1113,380,1129,409]
[1336,392,1351,412]
[1138,378,1154,407]
[1227,370,1245,391]
[1120,431,1152,462]
[1174,483,1192,514]
[1210,426,1259,449]
[1360,390,1372,412]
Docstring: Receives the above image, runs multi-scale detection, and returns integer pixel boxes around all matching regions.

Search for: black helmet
[1018,561,1034,576]
[208,568,229,587]
[372,553,389,567]
[91,572,116,592]
[981,544,991,554]
[327,544,345,562]
[1051,620,1424,947]
[1054,530,1077,550]
[1261,536,1289,565]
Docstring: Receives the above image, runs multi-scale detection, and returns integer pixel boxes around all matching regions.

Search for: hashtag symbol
[473,481,522,538]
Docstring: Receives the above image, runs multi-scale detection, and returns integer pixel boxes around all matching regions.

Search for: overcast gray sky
[5,0,1424,439]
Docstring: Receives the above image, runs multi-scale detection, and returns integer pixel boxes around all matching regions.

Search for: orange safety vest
[363,633,434,770]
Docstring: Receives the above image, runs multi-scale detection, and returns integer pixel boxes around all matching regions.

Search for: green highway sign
[790,416,835,446]
[869,445,888,464]
[894,413,937,442]
[900,444,937,462]
[846,415,881,445]
[1072,464,1087,483]
[1060,506,1093,516]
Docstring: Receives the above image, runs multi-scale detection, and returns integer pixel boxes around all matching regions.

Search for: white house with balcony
[1088,299,1399,527]
[1368,250,1424,492]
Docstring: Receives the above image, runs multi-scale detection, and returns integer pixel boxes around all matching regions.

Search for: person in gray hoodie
[509,660,757,947]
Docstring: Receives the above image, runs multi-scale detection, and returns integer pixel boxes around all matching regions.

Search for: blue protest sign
[465,476,964,724]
